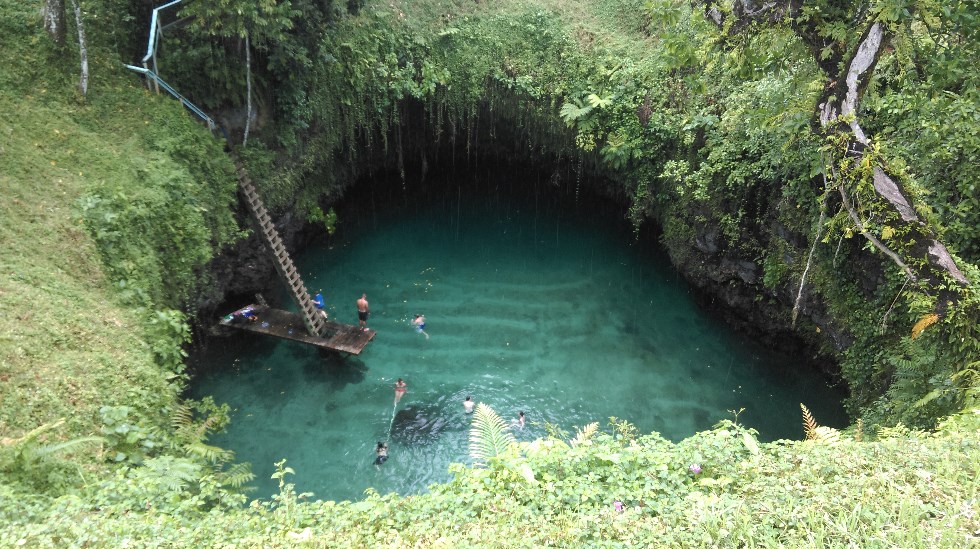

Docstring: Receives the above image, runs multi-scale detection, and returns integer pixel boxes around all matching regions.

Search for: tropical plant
[0,419,102,491]
[468,403,517,464]
[801,403,841,445]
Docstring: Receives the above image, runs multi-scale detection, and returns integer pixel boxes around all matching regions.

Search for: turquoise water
[190,178,847,502]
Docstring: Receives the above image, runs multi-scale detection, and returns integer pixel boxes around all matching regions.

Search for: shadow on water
[390,404,450,446]
[301,352,368,390]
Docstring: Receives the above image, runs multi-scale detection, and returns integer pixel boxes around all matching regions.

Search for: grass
[0,114,169,450]
[0,1,211,458]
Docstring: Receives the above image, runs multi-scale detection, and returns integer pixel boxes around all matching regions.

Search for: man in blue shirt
[313,289,327,320]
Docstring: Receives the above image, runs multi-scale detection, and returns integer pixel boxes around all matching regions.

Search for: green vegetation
[2,0,979,545]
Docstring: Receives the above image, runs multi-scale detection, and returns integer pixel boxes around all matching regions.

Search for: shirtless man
[356,293,369,330]
[463,396,475,414]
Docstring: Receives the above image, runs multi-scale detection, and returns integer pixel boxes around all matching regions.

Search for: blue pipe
[123,64,216,130]
[142,0,183,65]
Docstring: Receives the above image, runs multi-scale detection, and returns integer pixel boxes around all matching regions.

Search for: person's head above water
[465,396,472,401]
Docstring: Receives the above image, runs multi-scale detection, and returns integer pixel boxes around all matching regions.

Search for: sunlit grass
[0,3,182,457]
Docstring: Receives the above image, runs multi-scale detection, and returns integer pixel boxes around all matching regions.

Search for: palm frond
[468,403,516,464]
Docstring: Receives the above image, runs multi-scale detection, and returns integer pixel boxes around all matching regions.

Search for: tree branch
[836,181,917,282]
[821,22,969,289]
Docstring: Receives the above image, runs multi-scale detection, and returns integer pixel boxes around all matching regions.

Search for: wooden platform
[219,305,375,355]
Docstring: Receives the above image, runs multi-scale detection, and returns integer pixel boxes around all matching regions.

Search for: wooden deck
[219,305,375,355]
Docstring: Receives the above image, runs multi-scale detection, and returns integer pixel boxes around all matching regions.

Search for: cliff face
[665,214,852,372]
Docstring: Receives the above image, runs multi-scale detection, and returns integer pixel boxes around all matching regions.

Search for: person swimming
[375,441,388,465]
[394,378,407,405]
[463,395,475,414]
[412,314,429,339]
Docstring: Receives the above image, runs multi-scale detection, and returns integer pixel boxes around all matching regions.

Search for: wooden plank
[218,305,375,355]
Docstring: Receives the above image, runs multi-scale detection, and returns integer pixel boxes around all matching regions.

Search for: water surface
[191,177,846,501]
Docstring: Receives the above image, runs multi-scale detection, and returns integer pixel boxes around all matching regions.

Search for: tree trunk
[69,0,88,96]
[243,33,252,147]
[42,0,66,46]
[817,23,969,290]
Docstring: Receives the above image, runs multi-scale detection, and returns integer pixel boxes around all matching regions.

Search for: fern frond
[171,403,194,431]
[195,414,223,440]
[801,403,819,440]
[571,422,598,447]
[468,403,516,464]
[812,426,842,445]
[910,313,939,340]
[32,436,103,458]
[217,462,256,489]
[3,419,66,447]
[186,441,233,465]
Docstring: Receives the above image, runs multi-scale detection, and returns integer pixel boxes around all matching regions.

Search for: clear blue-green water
[190,180,847,502]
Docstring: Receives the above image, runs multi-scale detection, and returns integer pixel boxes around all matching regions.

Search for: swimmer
[412,314,429,339]
[394,378,407,405]
[463,395,475,414]
[518,411,526,429]
[375,441,388,465]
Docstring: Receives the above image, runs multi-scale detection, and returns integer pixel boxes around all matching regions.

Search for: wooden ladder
[235,164,327,337]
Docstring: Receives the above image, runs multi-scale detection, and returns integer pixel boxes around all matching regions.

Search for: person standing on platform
[313,290,327,320]
[356,293,370,331]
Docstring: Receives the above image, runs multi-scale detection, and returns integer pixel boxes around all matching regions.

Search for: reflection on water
[190,180,847,502]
